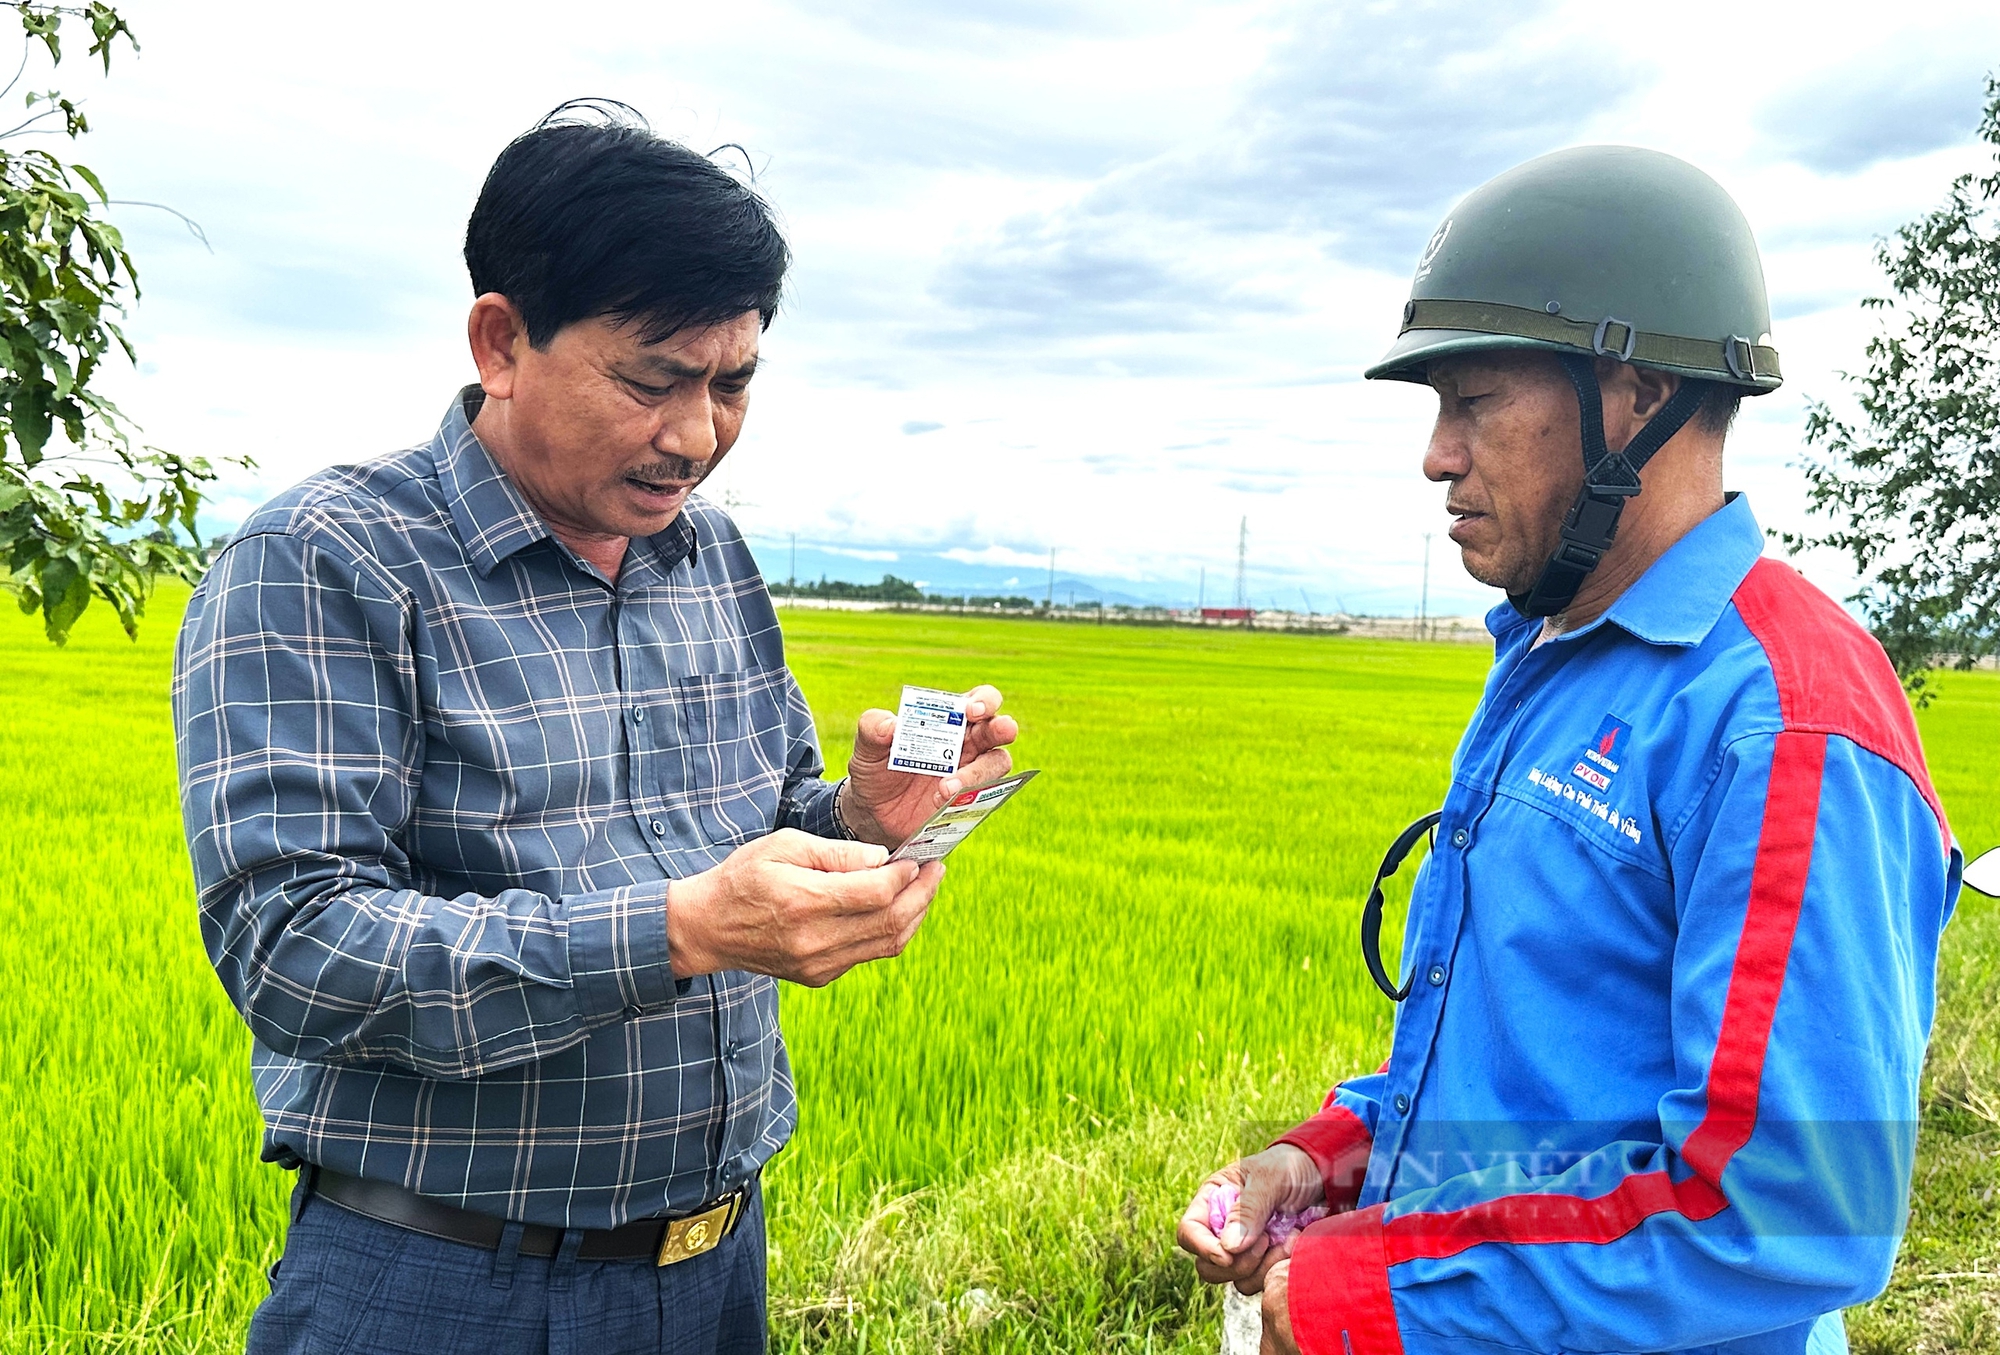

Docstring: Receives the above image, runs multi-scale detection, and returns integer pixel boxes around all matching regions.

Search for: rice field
[1,589,1995,1352]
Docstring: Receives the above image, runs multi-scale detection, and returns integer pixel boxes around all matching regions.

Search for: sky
[40,0,2000,615]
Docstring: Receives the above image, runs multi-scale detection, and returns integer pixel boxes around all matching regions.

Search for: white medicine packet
[891,770,1039,863]
[887,685,970,777]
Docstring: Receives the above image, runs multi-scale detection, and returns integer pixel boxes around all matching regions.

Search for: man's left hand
[1259,1260,1298,1355]
[839,684,1017,848]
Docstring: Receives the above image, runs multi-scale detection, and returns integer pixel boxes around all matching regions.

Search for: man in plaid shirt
[173,103,1016,1355]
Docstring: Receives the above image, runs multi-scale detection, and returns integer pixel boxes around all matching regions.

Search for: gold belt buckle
[656,1192,741,1267]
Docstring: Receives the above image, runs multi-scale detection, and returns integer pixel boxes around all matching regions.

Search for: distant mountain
[740,536,1498,618]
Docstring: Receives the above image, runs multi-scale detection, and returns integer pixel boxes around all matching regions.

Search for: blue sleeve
[1288,730,1957,1353]
[173,531,681,1081]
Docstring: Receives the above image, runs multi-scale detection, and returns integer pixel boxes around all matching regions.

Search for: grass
[0,590,1994,1352]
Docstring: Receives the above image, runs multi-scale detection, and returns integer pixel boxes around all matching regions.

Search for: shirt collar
[437,387,551,577]
[1483,493,1766,650]
[436,386,701,581]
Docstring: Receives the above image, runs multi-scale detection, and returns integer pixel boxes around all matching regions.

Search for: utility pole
[1234,516,1248,612]
[1045,547,1057,608]
[1197,566,1205,613]
[788,532,797,604]
[1419,532,1433,641]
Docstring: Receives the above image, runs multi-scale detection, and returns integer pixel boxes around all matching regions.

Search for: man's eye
[626,379,672,399]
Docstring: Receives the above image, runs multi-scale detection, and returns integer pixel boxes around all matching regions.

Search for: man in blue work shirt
[1178,147,1963,1354]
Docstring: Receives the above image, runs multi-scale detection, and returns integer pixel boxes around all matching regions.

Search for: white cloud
[939,545,1050,570]
[818,546,900,562]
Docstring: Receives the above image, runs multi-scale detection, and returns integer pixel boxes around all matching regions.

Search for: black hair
[1696,382,1743,437]
[464,99,790,348]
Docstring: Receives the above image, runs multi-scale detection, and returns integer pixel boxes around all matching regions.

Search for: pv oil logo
[1572,715,1630,792]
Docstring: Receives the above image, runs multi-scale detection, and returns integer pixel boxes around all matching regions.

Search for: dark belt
[310,1168,752,1266]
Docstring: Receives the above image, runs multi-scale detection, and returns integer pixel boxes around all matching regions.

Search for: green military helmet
[1366,145,1781,394]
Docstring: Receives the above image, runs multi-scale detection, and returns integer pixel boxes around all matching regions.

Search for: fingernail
[969,702,986,717]
[1221,1224,1244,1250]
[941,780,961,795]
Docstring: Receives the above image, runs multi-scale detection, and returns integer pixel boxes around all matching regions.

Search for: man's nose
[1423,418,1469,484]
[652,389,720,463]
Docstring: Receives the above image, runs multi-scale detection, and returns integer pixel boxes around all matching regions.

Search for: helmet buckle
[1584,451,1643,496]
[1591,316,1638,363]
[1723,335,1755,382]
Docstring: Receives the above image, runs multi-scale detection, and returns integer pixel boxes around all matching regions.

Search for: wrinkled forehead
[1425,349,1559,395]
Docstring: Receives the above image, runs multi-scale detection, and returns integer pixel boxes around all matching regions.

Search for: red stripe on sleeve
[1681,730,1825,1182]
[1732,557,1947,846]
[1290,1206,1405,1355]
[1381,1170,1726,1264]
[1275,1102,1374,1211]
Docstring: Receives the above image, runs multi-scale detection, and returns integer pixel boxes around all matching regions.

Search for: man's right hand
[1177,1144,1325,1293]
[665,829,942,986]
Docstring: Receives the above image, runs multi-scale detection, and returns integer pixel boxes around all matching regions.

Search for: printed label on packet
[890,770,1040,864]
[887,685,970,776]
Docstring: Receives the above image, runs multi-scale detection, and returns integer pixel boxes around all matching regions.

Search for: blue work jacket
[1277,496,1962,1355]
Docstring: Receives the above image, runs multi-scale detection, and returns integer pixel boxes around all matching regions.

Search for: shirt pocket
[675,666,790,848]
[1498,760,1670,883]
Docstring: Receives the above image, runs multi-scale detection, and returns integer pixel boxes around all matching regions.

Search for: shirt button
[623,1004,642,1018]
[649,819,666,836]
[633,708,646,724]
[1427,964,1447,987]
[1451,827,1470,848]
[1394,1093,1410,1114]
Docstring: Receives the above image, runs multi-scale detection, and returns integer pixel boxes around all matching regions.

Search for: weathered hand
[666,828,942,986]
[1259,1260,1299,1355]
[1176,1144,1324,1293]
[839,683,1018,848]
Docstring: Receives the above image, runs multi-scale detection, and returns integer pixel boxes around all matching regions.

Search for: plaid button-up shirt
[174,388,843,1228]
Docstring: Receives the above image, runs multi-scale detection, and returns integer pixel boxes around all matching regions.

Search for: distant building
[1200,607,1253,621]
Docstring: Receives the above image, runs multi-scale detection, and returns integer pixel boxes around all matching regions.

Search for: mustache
[627,455,710,485]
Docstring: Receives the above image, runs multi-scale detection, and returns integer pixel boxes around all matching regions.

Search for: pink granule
[1207,1181,1330,1247]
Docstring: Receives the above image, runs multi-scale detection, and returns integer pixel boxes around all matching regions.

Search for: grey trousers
[246,1176,767,1355]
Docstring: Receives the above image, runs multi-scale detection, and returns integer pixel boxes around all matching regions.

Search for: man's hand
[1177,1144,1324,1293]
[838,684,1018,848]
[1259,1260,1298,1355]
[666,829,942,986]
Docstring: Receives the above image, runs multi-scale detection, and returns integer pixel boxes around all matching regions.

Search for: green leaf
[19,8,62,64]
[36,555,89,644]
[11,381,53,464]
[70,162,107,204]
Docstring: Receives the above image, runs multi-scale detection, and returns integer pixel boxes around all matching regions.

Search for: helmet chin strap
[1512,352,1711,619]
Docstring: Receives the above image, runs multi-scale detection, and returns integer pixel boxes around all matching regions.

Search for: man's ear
[1594,358,1679,447]
[468,293,529,401]
[1630,366,1677,420]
